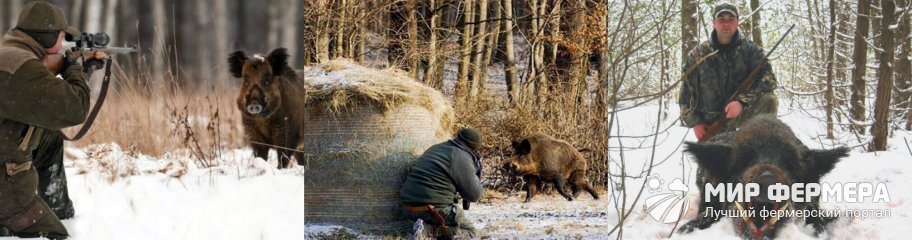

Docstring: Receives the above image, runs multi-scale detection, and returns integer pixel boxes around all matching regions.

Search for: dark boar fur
[678,115,848,239]
[504,133,600,202]
[228,48,306,168]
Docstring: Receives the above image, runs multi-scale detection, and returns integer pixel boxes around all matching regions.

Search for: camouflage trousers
[1,131,73,239]
[721,93,779,132]
[403,204,479,240]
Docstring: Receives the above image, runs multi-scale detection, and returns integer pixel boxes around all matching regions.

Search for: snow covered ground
[2,99,909,240]
[597,100,912,240]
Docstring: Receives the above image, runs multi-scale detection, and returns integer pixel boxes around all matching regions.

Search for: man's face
[713,12,739,41]
[46,31,64,54]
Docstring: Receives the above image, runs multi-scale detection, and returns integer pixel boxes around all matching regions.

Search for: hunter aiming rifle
[59,32,137,141]
[698,24,795,143]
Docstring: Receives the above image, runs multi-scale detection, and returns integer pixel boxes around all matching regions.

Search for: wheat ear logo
[644,175,692,223]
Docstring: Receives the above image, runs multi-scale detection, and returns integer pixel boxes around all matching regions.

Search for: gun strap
[60,57,113,141]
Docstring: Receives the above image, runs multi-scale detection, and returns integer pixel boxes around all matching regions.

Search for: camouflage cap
[16,1,80,36]
[713,2,739,19]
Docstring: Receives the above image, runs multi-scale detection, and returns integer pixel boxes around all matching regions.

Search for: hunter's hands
[724,101,743,119]
[75,50,108,60]
[43,50,104,74]
[693,123,708,140]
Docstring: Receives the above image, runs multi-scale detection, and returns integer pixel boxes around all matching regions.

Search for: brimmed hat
[16,1,81,48]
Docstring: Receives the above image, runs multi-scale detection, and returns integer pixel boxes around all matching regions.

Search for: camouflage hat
[16,1,80,36]
[713,2,739,19]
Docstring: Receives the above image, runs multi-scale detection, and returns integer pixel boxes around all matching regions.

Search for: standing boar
[228,48,306,168]
[503,133,599,202]
[678,115,848,238]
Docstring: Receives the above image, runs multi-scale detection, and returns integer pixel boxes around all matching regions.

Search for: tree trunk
[872,0,882,64]
[479,0,501,99]
[870,0,896,151]
[103,0,119,43]
[502,0,517,104]
[531,0,549,105]
[824,0,837,139]
[357,1,368,63]
[281,0,299,66]
[195,0,212,83]
[425,0,440,88]
[407,0,420,79]
[681,0,699,63]
[750,0,763,46]
[456,0,475,105]
[70,0,85,30]
[336,0,347,59]
[850,0,870,134]
[835,0,849,117]
[566,0,589,111]
[315,0,331,62]
[895,0,912,130]
[213,0,229,84]
[470,0,490,99]
[151,0,167,83]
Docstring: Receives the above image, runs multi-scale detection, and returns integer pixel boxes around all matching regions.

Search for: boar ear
[512,139,532,155]
[228,51,247,78]
[267,47,290,76]
[684,141,733,179]
[804,146,848,178]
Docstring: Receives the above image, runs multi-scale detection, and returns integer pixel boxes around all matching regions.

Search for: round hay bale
[299,59,454,234]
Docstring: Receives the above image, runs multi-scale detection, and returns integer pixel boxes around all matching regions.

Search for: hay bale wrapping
[299,59,455,233]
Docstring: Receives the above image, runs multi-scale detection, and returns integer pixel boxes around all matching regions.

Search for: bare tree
[750,0,763,46]
[824,0,837,139]
[212,0,228,83]
[469,0,490,99]
[456,0,476,105]
[681,0,699,62]
[870,0,897,151]
[895,0,912,130]
[502,0,518,103]
[315,0,331,62]
[850,0,871,134]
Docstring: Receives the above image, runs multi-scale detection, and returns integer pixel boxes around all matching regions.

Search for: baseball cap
[713,2,739,19]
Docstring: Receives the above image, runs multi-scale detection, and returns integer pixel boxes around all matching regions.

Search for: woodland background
[1,0,910,190]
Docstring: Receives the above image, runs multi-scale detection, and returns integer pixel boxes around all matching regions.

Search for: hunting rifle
[59,32,137,141]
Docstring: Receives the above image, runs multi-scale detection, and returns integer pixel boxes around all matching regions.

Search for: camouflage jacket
[0,29,89,164]
[400,139,483,206]
[678,30,777,127]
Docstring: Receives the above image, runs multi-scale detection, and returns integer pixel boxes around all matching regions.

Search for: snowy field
[2,99,910,240]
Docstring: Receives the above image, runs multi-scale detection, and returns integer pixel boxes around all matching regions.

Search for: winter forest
[1,0,911,239]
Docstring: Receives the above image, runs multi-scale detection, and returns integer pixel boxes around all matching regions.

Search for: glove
[83,58,105,73]
[57,50,81,74]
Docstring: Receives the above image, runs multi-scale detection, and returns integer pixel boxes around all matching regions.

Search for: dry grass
[303,59,455,138]
[62,61,246,167]
[456,95,610,191]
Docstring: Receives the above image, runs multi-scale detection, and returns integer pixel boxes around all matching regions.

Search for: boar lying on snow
[678,115,849,239]
[228,48,307,169]
[504,133,600,202]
